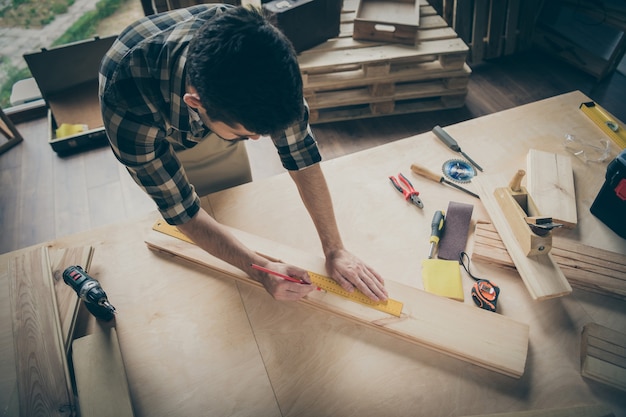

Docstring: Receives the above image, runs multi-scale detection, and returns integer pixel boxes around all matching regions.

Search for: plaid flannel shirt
[99,4,321,225]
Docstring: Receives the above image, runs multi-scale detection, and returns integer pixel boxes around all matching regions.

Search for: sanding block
[437,201,474,261]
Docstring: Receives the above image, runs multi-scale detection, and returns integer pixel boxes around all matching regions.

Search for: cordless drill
[63,265,116,321]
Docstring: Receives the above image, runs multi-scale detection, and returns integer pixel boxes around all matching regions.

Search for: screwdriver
[428,210,445,259]
[410,163,479,199]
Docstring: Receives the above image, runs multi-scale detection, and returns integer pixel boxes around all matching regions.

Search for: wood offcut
[526,149,577,229]
[8,246,74,416]
[581,323,626,392]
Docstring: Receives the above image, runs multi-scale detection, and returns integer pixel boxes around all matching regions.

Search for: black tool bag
[263,0,342,53]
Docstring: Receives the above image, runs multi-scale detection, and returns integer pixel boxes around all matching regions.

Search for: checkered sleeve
[272,101,322,170]
[100,46,200,225]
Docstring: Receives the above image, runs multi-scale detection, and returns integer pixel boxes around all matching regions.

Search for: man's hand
[325,249,388,302]
[249,262,316,301]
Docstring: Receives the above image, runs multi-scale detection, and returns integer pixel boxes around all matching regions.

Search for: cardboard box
[23,36,116,155]
[263,0,342,53]
[353,0,420,45]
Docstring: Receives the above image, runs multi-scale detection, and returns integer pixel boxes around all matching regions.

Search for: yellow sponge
[421,259,464,301]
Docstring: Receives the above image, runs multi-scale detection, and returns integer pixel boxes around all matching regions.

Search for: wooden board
[473,174,572,300]
[472,223,626,300]
[526,149,577,229]
[72,327,135,417]
[581,323,626,392]
[8,246,74,416]
[145,226,530,379]
[462,404,615,417]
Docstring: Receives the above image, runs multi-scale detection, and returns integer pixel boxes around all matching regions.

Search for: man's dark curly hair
[186,6,304,136]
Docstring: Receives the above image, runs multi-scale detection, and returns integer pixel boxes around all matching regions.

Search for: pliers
[389,173,424,209]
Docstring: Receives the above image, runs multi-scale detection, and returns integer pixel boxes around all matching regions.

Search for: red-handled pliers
[389,173,424,209]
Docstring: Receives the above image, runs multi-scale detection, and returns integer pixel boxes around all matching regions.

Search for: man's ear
[183,89,203,110]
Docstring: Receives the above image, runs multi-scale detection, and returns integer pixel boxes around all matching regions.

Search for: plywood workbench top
[1,91,625,416]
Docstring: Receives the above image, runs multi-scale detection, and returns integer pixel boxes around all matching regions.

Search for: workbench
[1,91,625,416]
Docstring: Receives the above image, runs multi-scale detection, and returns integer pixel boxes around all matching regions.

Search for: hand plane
[494,170,562,257]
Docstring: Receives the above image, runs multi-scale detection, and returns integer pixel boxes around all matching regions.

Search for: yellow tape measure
[152,220,404,317]
[580,101,626,149]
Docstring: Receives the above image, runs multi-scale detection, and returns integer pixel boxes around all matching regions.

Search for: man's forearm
[289,164,344,256]
[176,208,268,273]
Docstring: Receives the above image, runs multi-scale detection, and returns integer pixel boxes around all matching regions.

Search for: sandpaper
[438,201,474,262]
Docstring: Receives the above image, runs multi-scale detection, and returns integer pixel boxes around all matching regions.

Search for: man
[99,4,387,302]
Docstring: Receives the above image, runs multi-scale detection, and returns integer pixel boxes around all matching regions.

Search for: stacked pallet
[299,0,471,124]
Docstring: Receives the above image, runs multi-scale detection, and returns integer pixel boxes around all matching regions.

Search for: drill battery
[590,149,626,239]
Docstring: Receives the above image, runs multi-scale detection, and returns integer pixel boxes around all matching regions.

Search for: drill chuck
[63,265,116,321]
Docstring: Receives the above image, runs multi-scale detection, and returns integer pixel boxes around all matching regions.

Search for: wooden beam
[526,149,577,229]
[8,246,74,416]
[473,174,572,300]
[72,327,135,417]
[461,404,615,417]
[581,323,626,392]
[472,223,626,300]
[144,225,530,378]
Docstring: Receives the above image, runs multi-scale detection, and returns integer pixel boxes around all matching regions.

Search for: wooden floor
[1,48,625,255]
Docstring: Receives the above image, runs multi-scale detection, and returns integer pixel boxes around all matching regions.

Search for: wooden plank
[581,323,626,392]
[470,0,489,63]
[485,0,508,59]
[526,149,577,229]
[144,226,530,378]
[72,327,135,417]
[304,60,470,92]
[503,0,521,55]
[49,245,95,355]
[309,92,467,124]
[306,75,469,108]
[473,174,572,300]
[8,246,74,416]
[452,0,473,45]
[462,404,615,417]
[472,223,626,300]
[299,38,469,72]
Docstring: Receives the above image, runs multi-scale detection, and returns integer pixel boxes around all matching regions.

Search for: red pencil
[250,264,320,290]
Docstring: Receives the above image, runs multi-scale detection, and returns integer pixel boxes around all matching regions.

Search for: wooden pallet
[299,0,470,123]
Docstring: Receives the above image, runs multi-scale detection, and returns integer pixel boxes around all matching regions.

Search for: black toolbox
[263,0,342,53]
[590,148,626,239]
[23,36,116,155]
